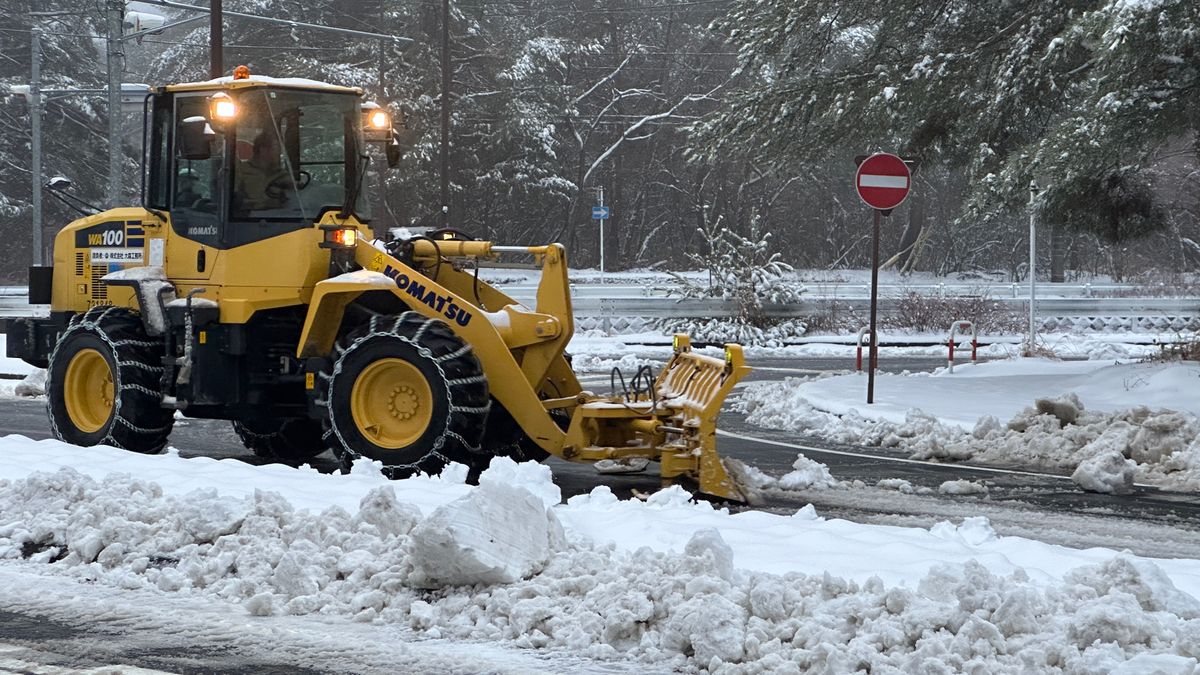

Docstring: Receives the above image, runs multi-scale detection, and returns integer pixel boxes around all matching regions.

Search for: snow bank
[5,434,1200,670]
[740,360,1200,492]
[3,467,1200,671]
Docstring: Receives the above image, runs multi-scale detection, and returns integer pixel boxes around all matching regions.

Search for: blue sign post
[592,205,610,219]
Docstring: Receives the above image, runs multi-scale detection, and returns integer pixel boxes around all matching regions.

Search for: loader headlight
[361,101,391,142]
[209,92,237,121]
[320,226,358,249]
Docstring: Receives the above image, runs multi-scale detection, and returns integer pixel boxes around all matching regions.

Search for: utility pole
[1028,181,1039,352]
[106,0,124,208]
[29,27,42,267]
[210,0,223,78]
[439,0,450,227]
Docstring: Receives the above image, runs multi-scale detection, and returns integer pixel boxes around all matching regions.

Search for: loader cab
[145,74,375,251]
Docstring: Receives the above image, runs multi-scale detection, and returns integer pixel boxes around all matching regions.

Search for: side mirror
[179,116,216,161]
[385,118,420,169]
[45,176,72,191]
[386,137,402,168]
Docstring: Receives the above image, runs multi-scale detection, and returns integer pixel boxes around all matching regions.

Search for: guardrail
[2,292,1197,321]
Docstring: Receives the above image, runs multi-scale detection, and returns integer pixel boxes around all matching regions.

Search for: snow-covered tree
[697,0,1200,249]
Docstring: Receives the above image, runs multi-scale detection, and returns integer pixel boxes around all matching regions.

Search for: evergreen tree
[697,0,1199,244]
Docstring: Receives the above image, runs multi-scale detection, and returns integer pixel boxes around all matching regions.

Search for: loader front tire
[232,418,327,462]
[319,312,490,477]
[46,306,173,453]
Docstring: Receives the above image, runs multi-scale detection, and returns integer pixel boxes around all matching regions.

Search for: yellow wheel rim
[350,358,434,449]
[64,348,115,434]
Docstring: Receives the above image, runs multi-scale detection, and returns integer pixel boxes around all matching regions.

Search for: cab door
[164,93,223,281]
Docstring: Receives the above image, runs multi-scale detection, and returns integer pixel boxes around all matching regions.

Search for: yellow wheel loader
[7,68,751,501]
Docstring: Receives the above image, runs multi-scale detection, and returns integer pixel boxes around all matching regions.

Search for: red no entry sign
[855,153,911,211]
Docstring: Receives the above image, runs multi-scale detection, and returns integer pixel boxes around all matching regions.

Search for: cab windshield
[231,88,369,221]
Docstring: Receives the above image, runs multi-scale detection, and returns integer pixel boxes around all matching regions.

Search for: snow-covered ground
[2,436,1200,672]
[740,357,1200,493]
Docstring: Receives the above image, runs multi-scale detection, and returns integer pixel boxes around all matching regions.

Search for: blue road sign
[592,205,610,220]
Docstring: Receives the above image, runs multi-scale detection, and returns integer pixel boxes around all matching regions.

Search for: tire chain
[45,306,174,453]
[318,312,491,477]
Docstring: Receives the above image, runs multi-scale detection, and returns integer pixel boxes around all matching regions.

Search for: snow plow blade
[570,334,752,502]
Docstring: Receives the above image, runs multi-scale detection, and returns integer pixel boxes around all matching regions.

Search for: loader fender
[100,266,177,337]
[297,269,572,453]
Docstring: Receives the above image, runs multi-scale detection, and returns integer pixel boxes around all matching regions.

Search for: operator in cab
[234,131,290,212]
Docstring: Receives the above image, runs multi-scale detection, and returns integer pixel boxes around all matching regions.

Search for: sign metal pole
[1028,181,1038,353]
[867,208,880,404]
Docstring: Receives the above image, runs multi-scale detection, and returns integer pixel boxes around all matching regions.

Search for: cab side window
[171,96,223,244]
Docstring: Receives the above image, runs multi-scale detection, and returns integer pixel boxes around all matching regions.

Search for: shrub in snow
[665,317,806,348]
[664,215,807,347]
[887,290,1021,334]
[1072,450,1136,495]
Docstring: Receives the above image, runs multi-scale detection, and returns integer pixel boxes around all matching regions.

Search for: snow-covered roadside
[0,334,45,398]
[739,359,1200,492]
[3,435,1200,672]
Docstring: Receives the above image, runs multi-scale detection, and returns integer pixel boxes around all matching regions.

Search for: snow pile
[4,467,1200,671]
[741,365,1200,492]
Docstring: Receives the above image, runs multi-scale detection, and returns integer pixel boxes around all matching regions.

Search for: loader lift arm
[296,234,752,501]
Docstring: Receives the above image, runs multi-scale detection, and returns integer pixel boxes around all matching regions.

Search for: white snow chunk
[325,269,396,289]
[407,481,563,587]
[938,479,989,495]
[727,454,836,492]
[478,456,561,507]
[1033,392,1085,426]
[777,453,838,490]
[683,528,734,582]
[14,369,46,397]
[1073,449,1137,494]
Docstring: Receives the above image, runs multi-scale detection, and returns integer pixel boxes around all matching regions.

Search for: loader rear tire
[45,306,174,453]
[232,418,327,462]
[318,312,490,477]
